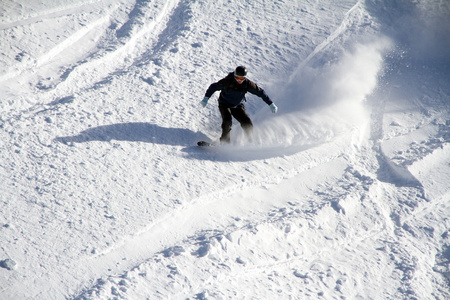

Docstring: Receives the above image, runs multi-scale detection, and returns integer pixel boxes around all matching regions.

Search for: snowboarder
[200,66,278,144]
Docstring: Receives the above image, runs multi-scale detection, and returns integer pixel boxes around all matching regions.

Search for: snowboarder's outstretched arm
[200,81,226,108]
[205,81,225,98]
[247,82,278,113]
[247,81,272,105]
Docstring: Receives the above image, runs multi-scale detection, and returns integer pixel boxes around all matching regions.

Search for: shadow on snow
[54,123,320,162]
[55,122,207,147]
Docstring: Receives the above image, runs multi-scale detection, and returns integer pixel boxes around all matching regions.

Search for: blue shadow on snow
[55,122,207,146]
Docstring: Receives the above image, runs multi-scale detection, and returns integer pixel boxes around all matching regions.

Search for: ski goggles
[234,75,246,81]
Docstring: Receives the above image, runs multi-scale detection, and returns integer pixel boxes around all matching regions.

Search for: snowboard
[197,141,216,147]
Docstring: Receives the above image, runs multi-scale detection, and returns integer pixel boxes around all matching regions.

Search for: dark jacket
[205,72,273,108]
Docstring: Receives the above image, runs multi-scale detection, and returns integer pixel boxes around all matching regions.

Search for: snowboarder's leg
[219,105,232,143]
[231,104,253,140]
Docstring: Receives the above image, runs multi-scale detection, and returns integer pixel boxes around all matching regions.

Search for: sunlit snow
[0,0,449,299]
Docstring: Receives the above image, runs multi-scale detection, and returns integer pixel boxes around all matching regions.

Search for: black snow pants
[219,103,253,143]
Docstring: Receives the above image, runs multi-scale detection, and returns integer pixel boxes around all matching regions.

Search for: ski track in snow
[1,0,449,299]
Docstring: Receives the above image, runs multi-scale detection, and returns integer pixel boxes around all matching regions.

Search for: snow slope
[0,0,449,299]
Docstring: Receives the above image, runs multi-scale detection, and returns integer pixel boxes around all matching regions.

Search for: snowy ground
[0,0,449,299]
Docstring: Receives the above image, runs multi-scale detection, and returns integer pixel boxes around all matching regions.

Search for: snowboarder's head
[234,65,247,84]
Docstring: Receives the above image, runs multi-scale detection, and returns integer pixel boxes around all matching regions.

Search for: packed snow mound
[0,0,449,299]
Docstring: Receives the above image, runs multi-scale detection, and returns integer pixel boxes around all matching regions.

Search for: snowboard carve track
[0,0,182,113]
[41,0,179,100]
[75,144,399,299]
[72,133,359,298]
[0,1,118,83]
[0,0,113,30]
[93,138,344,250]
[287,1,364,84]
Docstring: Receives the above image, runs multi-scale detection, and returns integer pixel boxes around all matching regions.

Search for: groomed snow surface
[1,0,449,299]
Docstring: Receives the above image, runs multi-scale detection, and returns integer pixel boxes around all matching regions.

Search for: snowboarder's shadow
[55,122,207,146]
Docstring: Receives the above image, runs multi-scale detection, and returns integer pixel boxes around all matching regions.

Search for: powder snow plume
[253,36,392,149]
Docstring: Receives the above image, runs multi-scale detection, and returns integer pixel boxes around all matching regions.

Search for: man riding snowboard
[201,66,278,144]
